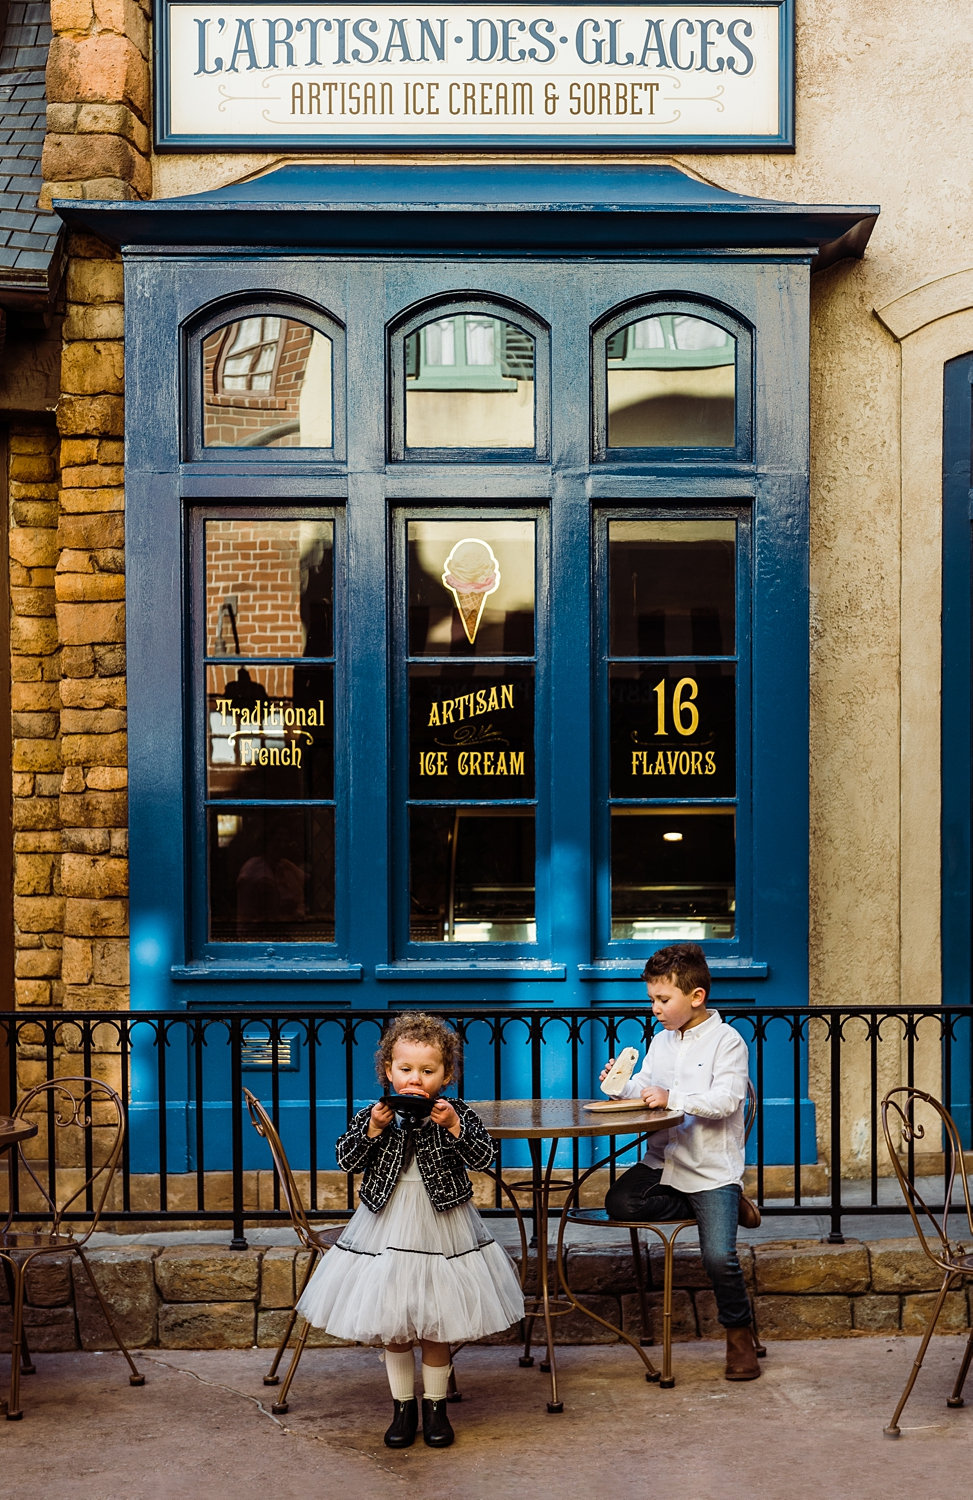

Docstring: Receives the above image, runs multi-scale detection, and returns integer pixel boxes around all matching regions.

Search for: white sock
[384,1349,416,1401]
[421,1361,451,1401]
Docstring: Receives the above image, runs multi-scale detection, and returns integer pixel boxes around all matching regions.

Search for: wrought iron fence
[2,1003,970,1246]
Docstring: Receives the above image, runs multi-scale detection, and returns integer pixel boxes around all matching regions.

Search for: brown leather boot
[738,1194,761,1229]
[725,1325,761,1380]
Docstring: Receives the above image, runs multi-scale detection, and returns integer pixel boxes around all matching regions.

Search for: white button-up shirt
[615,1010,748,1192]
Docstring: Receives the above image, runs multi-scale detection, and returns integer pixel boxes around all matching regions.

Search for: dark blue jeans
[604,1164,752,1329]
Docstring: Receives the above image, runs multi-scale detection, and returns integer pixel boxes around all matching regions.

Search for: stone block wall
[10,425,63,1009]
[7,0,145,1029]
[43,0,152,209]
[56,227,129,1016]
[0,1236,967,1355]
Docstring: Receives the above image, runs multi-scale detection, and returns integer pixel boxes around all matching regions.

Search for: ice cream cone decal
[442,538,501,645]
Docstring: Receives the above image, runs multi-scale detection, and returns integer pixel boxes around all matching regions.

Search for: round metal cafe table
[468,1098,682,1412]
[0,1113,37,1159]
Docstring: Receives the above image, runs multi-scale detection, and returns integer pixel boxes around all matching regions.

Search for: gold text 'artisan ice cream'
[441,538,501,644]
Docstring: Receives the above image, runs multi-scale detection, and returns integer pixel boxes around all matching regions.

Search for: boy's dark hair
[376,1011,460,1087]
[641,942,711,999]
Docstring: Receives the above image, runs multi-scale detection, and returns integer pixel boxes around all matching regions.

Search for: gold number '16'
[652,676,700,737]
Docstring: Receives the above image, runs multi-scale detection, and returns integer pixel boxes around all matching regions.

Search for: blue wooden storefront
[59,164,877,1171]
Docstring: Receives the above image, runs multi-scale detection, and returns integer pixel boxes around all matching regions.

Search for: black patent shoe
[384,1397,418,1448]
[421,1396,455,1447]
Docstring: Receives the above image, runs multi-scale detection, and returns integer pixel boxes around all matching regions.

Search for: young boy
[601,941,761,1380]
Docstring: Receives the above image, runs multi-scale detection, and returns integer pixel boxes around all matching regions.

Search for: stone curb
[1,1234,967,1353]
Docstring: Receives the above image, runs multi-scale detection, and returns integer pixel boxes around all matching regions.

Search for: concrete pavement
[2,1336,973,1499]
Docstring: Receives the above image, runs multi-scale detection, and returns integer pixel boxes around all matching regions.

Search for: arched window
[390,297,549,460]
[594,299,752,460]
[186,298,345,459]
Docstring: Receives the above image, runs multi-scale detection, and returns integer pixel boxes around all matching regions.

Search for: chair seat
[0,1231,78,1252]
[307,1225,344,1251]
[565,1206,696,1231]
[952,1251,973,1273]
[563,1207,612,1225]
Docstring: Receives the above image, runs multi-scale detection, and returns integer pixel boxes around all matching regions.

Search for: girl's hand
[640,1085,670,1110]
[430,1098,461,1137]
[599,1058,615,1082]
[368,1099,394,1138]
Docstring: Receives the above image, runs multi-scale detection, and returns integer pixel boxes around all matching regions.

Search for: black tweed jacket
[336,1098,496,1213]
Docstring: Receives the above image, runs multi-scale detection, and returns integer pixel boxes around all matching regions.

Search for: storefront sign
[156,1,793,149]
[610,664,736,797]
[410,667,534,796]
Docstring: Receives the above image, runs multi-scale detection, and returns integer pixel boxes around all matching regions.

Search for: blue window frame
[595,507,752,962]
[74,172,843,1016]
[593,298,752,463]
[389,296,550,463]
[393,509,550,959]
[188,505,343,961]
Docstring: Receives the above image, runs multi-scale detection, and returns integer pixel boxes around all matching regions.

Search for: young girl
[295,1011,524,1449]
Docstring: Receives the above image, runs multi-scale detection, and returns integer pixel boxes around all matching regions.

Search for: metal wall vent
[241,1034,298,1071]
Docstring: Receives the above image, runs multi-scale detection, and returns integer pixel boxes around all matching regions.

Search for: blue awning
[57,162,877,271]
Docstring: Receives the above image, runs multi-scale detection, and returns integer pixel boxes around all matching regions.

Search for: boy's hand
[599,1058,615,1082]
[431,1099,461,1137]
[640,1086,670,1110]
[368,1099,394,1138]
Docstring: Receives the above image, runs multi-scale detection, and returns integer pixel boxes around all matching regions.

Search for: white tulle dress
[295,1157,525,1346]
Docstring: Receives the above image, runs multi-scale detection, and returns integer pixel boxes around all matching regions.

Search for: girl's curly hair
[376,1012,460,1088]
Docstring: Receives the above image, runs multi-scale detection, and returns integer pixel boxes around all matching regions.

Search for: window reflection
[405,314,535,448]
[607,312,735,448]
[203,517,335,945]
[609,520,735,656]
[206,519,333,659]
[209,806,335,942]
[207,664,334,800]
[202,316,332,448]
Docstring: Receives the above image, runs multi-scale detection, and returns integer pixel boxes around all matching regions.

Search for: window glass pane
[202,317,332,448]
[607,313,735,448]
[404,516,536,947]
[606,516,739,946]
[609,520,735,657]
[424,318,455,367]
[465,317,496,365]
[208,807,334,942]
[408,521,534,656]
[611,809,735,940]
[202,517,335,947]
[405,315,534,448]
[207,664,333,799]
[206,519,333,659]
[409,809,535,942]
[410,665,534,798]
[610,664,735,798]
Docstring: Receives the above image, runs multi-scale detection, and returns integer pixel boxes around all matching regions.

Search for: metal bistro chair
[881,1085,973,1438]
[0,1077,145,1420]
[557,1079,764,1387]
[245,1088,529,1413]
[244,1088,345,1414]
